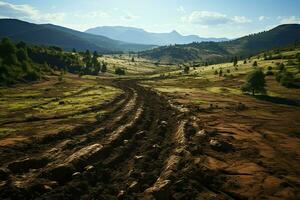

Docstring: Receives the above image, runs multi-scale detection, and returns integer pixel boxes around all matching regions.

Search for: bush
[277,63,285,71]
[267,66,272,70]
[24,70,40,81]
[115,67,125,75]
[184,66,190,74]
[265,70,274,76]
[280,72,294,87]
[252,61,258,67]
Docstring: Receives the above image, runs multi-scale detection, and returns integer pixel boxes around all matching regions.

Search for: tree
[101,62,107,73]
[233,56,238,66]
[0,38,18,65]
[243,60,247,64]
[131,57,135,62]
[219,69,223,77]
[17,48,29,62]
[184,66,190,74]
[241,69,266,95]
[253,61,258,67]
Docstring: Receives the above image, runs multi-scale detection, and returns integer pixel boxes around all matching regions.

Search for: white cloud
[259,16,265,21]
[177,6,185,13]
[73,11,109,19]
[183,11,251,26]
[278,16,300,24]
[0,0,65,23]
[185,11,229,25]
[121,11,139,21]
[232,16,251,23]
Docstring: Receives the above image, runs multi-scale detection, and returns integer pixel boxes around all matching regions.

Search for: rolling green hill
[140,24,300,64]
[0,19,154,53]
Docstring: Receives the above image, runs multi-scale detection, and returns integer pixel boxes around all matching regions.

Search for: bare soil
[0,77,299,200]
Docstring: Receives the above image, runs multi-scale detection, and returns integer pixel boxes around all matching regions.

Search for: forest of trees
[0,38,108,85]
[0,38,43,85]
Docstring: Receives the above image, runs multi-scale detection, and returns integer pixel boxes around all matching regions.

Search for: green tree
[219,69,223,77]
[184,66,190,74]
[101,62,107,73]
[253,61,258,67]
[233,56,238,66]
[17,48,29,62]
[241,69,266,95]
[0,38,18,65]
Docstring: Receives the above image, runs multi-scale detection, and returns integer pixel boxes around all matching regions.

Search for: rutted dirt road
[0,79,299,200]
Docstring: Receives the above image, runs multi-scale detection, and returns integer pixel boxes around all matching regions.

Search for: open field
[99,54,175,76]
[0,48,299,200]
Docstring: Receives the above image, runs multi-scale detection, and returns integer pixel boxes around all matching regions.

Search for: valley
[0,46,299,199]
[0,2,300,198]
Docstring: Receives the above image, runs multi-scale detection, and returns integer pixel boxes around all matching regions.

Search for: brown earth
[0,78,299,200]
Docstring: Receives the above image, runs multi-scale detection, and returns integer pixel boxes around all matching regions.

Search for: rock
[136,131,146,139]
[123,140,129,145]
[43,185,52,191]
[209,139,234,152]
[64,143,103,169]
[134,155,144,160]
[128,181,139,192]
[117,190,126,199]
[160,121,168,127]
[72,172,81,178]
[0,168,10,180]
[197,129,208,136]
[84,165,94,172]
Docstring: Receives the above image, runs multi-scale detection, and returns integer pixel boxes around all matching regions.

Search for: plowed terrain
[0,75,299,200]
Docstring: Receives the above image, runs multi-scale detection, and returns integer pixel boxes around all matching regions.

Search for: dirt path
[0,79,299,200]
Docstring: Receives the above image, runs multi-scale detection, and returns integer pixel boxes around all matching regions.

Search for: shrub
[267,66,272,70]
[115,67,125,75]
[24,70,40,81]
[277,63,285,71]
[280,71,294,87]
[252,61,258,67]
[265,70,274,76]
[184,66,190,74]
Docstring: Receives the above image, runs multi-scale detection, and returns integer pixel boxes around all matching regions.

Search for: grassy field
[0,74,122,145]
[99,54,175,76]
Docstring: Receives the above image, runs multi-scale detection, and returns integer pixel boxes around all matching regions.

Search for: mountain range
[140,24,300,63]
[0,19,154,53]
[85,26,228,45]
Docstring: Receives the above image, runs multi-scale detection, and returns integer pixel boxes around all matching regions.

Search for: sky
[0,0,300,39]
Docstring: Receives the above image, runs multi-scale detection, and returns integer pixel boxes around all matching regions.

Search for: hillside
[85,26,228,45]
[0,19,154,53]
[140,24,300,63]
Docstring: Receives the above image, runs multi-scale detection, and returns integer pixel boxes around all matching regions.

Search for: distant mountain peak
[85,26,229,45]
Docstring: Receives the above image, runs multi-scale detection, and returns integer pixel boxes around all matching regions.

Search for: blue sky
[0,0,300,38]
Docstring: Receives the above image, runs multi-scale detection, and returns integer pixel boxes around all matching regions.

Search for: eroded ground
[0,53,299,200]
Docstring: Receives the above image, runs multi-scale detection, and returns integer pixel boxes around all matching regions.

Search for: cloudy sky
[0,0,300,38]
